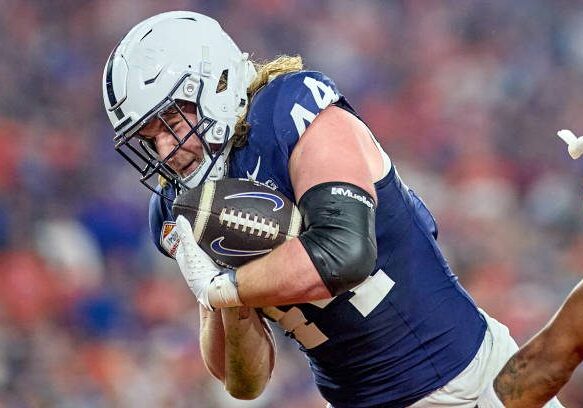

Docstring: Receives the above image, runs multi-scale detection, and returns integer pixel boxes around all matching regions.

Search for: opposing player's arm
[235,105,384,306]
[494,280,583,407]
[199,306,275,399]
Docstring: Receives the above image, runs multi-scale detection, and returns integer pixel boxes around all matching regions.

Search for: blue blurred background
[1,0,583,406]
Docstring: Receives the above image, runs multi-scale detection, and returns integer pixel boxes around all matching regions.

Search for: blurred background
[1,0,583,406]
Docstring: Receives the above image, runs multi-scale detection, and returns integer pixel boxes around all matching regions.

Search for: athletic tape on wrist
[208,270,243,308]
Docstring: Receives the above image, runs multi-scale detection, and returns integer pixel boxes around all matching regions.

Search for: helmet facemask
[113,73,233,201]
[102,11,257,202]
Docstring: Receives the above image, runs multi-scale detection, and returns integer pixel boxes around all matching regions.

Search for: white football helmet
[102,11,256,198]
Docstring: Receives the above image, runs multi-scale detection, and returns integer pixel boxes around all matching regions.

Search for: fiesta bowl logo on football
[161,221,180,258]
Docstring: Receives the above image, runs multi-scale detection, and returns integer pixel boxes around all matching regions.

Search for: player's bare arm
[494,280,583,407]
[199,306,275,399]
[234,106,383,307]
[199,307,225,380]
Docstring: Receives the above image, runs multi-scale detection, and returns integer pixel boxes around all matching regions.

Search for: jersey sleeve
[148,184,177,258]
[228,71,346,201]
[248,71,343,200]
[272,71,342,156]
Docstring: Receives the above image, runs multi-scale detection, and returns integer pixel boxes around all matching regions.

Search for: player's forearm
[236,238,331,307]
[221,307,275,399]
[199,307,226,380]
[494,330,575,407]
[495,282,583,407]
[199,307,275,400]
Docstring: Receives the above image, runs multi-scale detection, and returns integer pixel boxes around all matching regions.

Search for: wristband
[208,269,244,308]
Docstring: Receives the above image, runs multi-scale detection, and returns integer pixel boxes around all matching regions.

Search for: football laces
[219,207,279,240]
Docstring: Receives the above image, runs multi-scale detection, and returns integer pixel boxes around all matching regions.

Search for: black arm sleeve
[298,182,377,296]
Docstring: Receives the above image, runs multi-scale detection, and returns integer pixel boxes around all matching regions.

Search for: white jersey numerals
[290,104,316,136]
[348,269,395,317]
[304,77,338,109]
[290,77,339,137]
[262,269,395,349]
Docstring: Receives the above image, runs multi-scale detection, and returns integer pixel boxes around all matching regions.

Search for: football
[172,178,303,268]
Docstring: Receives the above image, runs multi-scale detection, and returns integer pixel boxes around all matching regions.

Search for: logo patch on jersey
[224,191,285,211]
[210,237,272,257]
[331,187,374,209]
[264,179,278,190]
[246,156,261,181]
[160,221,180,258]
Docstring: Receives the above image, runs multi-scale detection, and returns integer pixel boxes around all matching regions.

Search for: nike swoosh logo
[246,156,261,181]
[224,191,285,211]
[210,237,272,257]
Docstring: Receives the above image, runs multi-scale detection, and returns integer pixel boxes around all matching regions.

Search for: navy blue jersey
[150,71,487,408]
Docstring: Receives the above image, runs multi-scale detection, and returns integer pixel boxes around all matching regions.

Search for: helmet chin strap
[180,143,232,191]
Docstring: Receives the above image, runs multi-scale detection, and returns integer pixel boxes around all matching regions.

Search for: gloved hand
[174,215,223,310]
[174,215,243,309]
[557,129,583,159]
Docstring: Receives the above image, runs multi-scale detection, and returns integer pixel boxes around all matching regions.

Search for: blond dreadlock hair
[233,55,303,147]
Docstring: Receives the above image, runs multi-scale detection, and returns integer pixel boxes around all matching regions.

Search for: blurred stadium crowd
[1,0,583,406]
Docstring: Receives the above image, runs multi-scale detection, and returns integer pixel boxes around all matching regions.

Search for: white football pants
[409,309,563,408]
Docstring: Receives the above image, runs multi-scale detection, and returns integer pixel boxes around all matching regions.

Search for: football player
[102,11,560,407]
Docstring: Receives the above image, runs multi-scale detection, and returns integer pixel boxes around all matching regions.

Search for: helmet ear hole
[216,69,229,93]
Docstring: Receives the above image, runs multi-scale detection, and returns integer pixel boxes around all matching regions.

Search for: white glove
[557,129,583,159]
[174,215,243,310]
